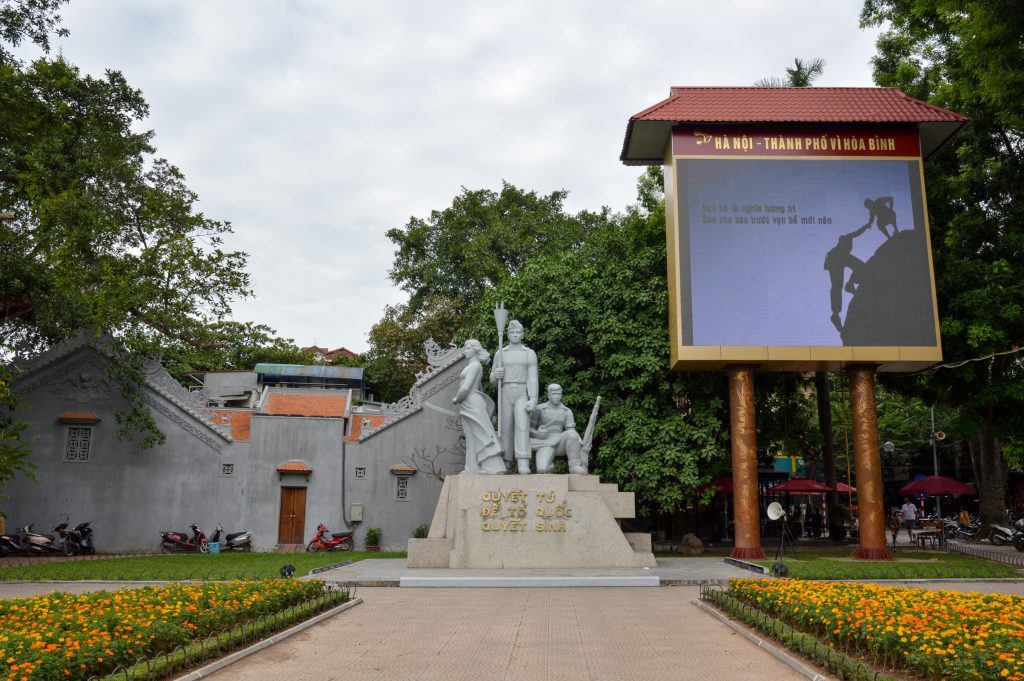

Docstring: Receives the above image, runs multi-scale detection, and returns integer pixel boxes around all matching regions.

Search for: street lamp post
[930,405,941,518]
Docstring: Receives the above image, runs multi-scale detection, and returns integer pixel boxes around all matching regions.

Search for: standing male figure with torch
[490,317,538,474]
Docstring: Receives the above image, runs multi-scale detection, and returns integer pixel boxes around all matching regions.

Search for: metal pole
[493,302,508,435]
[931,405,941,518]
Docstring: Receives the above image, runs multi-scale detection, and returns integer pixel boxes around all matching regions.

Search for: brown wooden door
[278,487,307,544]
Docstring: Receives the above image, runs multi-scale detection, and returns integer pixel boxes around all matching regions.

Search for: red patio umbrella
[835,481,857,494]
[898,475,977,496]
[765,477,834,494]
[698,476,734,494]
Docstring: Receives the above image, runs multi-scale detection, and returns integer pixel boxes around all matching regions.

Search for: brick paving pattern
[205,586,811,681]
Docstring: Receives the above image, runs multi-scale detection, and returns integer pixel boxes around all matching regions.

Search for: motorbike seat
[331,532,350,539]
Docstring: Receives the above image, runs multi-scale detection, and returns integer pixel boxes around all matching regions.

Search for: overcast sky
[43,0,884,353]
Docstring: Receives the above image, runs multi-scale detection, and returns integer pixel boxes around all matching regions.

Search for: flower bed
[727,579,1024,681]
[0,579,333,680]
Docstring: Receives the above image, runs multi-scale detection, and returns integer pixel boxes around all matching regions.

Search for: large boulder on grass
[676,533,705,555]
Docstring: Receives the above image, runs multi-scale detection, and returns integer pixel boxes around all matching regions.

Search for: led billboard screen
[666,126,941,371]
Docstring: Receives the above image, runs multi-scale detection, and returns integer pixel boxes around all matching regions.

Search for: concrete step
[399,574,659,587]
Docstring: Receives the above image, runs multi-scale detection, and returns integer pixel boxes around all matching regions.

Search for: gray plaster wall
[351,355,467,550]
[6,347,232,551]
[242,414,347,548]
[5,342,475,553]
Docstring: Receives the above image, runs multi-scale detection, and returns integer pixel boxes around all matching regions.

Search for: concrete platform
[399,574,660,587]
[312,556,765,587]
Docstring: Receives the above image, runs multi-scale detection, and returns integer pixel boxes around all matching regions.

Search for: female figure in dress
[452,340,506,474]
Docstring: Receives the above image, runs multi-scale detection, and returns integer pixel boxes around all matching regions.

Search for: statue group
[451,318,595,476]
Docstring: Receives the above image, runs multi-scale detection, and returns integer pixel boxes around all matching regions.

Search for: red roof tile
[58,411,100,424]
[345,414,387,442]
[212,410,251,441]
[277,460,312,473]
[632,87,967,124]
[622,87,969,164]
[264,394,347,418]
[390,465,417,475]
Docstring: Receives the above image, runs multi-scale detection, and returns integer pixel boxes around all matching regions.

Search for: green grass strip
[752,549,1021,580]
[0,551,405,582]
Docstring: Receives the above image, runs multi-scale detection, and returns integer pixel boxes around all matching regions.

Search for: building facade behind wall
[4,338,466,551]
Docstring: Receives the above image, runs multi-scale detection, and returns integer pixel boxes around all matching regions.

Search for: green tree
[386,182,590,317]
[362,296,462,402]
[159,322,317,384]
[368,182,600,400]
[862,0,1024,524]
[1,2,252,457]
[462,167,729,514]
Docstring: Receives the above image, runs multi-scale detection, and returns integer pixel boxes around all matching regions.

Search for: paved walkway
[203,586,812,681]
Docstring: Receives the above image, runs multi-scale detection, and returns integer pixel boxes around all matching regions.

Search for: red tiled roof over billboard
[622,87,969,164]
[277,460,312,473]
[345,413,387,442]
[632,87,967,124]
[212,410,251,441]
[264,394,347,417]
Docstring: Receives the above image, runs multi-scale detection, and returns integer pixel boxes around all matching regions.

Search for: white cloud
[46,0,883,352]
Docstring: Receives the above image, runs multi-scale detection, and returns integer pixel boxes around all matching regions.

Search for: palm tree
[754,57,827,88]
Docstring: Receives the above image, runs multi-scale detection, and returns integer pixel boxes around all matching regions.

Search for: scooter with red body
[159,523,209,553]
[306,523,353,551]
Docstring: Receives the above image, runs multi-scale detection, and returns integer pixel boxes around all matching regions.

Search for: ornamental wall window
[64,427,92,462]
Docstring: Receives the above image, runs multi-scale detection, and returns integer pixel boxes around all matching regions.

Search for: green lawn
[752,549,1022,579]
[0,550,405,581]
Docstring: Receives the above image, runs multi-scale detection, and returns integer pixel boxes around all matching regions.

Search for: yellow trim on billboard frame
[664,126,943,373]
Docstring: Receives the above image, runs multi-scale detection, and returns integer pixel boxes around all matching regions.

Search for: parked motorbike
[306,523,354,552]
[209,523,252,552]
[955,521,982,541]
[1011,517,1024,552]
[159,523,209,553]
[65,521,95,555]
[0,524,32,556]
[990,522,1015,546]
[25,522,73,556]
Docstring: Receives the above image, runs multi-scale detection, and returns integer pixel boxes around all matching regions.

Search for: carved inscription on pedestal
[479,488,572,533]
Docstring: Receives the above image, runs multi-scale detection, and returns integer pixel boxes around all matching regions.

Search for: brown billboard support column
[728,365,765,559]
[847,365,893,560]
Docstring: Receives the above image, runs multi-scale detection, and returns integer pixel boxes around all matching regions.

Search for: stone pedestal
[407,473,655,569]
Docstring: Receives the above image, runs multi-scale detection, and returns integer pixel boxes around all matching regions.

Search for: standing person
[900,497,918,542]
[530,384,586,474]
[489,320,538,474]
[451,339,505,475]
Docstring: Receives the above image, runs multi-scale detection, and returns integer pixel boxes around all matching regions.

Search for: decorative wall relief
[361,339,464,439]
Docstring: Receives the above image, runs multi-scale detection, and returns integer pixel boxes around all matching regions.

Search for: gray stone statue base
[407,474,655,569]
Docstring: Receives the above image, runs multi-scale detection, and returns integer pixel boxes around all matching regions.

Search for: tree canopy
[862,0,1024,522]
[365,182,603,402]
[453,168,729,514]
[0,0,274,476]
